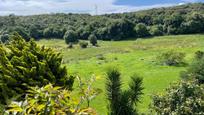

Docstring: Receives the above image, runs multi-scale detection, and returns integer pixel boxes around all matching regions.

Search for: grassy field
[37,34,204,114]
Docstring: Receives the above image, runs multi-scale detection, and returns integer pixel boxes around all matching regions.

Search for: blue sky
[0,0,203,15]
[115,0,204,6]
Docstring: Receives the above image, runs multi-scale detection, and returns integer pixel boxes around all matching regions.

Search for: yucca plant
[106,68,143,115]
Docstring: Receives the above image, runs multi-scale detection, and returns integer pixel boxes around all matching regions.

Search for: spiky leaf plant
[0,33,74,105]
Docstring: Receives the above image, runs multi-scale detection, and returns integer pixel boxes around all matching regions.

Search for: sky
[0,0,204,15]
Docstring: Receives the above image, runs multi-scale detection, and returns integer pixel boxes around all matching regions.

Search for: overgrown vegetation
[152,50,204,114]
[182,50,204,83]
[151,80,204,114]
[6,83,97,115]
[0,33,74,105]
[157,50,186,66]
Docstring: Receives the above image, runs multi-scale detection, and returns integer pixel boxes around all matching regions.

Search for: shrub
[106,68,143,115]
[64,30,78,44]
[195,50,204,60]
[150,25,163,36]
[0,33,74,105]
[0,34,9,43]
[88,34,98,46]
[79,41,88,48]
[67,43,73,48]
[43,27,65,38]
[96,54,106,60]
[10,27,31,41]
[151,80,204,114]
[181,52,204,84]
[157,50,186,66]
[6,84,97,114]
[134,23,150,38]
[76,76,102,107]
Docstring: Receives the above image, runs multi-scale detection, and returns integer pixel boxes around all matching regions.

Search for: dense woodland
[1,3,204,43]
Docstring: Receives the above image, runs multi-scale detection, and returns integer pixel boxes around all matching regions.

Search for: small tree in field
[64,30,78,44]
[88,34,98,46]
[106,68,143,115]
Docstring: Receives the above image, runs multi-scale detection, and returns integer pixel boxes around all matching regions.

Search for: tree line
[1,3,204,43]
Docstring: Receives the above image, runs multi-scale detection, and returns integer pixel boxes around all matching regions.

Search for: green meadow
[37,34,204,114]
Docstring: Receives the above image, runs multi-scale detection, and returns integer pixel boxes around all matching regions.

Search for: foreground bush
[157,50,186,66]
[106,68,143,115]
[182,51,204,83]
[6,84,97,115]
[151,80,204,114]
[0,33,74,105]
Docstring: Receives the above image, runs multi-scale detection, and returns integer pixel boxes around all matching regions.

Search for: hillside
[1,3,204,42]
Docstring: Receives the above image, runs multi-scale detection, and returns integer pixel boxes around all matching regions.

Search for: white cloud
[0,0,178,15]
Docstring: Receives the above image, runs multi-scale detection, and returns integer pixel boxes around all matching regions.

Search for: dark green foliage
[128,76,144,105]
[151,80,204,114]
[157,50,186,66]
[164,13,184,34]
[0,33,74,105]
[134,23,150,38]
[195,50,204,60]
[76,27,91,40]
[106,68,122,115]
[1,3,204,41]
[181,52,204,84]
[29,25,43,39]
[67,43,73,48]
[43,27,54,38]
[9,26,31,41]
[150,25,163,36]
[96,54,106,60]
[43,27,65,38]
[88,34,97,46]
[105,19,134,40]
[79,41,88,48]
[64,30,78,44]
[106,68,143,115]
[0,33,9,43]
[184,12,204,33]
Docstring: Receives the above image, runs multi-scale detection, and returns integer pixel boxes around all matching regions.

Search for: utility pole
[95,4,98,15]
